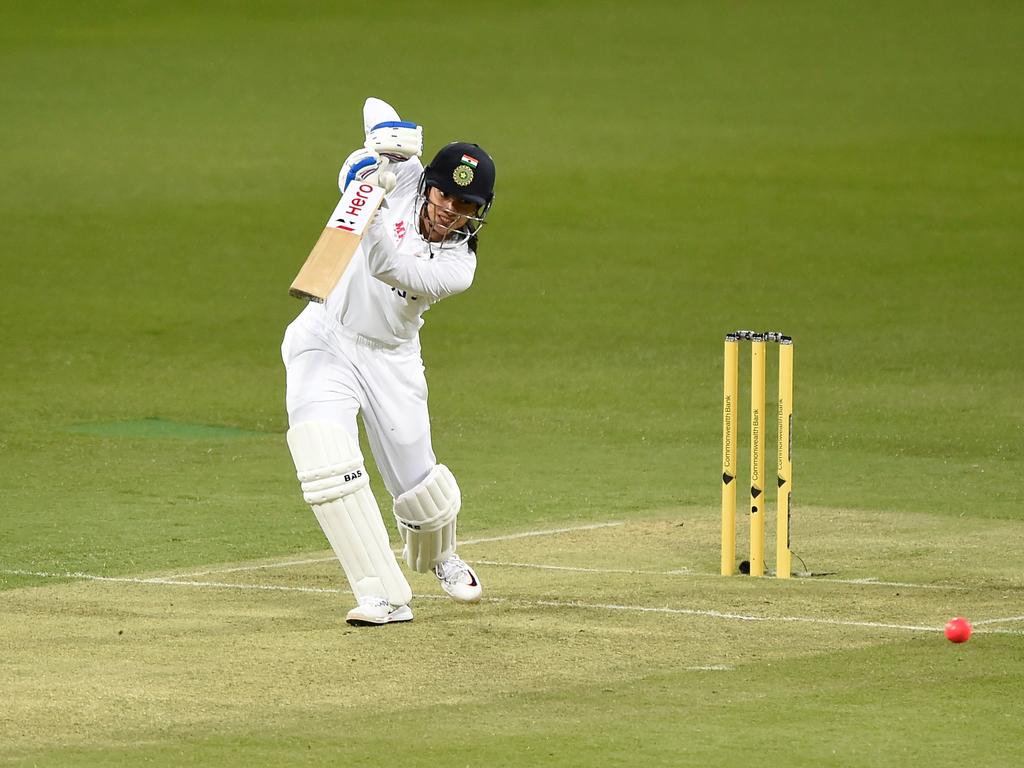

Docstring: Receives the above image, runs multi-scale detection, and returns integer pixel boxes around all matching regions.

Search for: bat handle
[374,157,396,195]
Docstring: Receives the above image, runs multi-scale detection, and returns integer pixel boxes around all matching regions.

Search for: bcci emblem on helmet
[453,164,474,186]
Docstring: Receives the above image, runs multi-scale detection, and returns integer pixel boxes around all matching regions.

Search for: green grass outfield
[1,1,1022,765]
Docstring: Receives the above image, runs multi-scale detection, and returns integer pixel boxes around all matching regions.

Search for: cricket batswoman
[282,97,495,625]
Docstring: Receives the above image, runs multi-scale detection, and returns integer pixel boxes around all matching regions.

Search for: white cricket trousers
[281,308,436,497]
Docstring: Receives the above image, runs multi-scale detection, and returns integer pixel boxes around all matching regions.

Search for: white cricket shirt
[311,158,476,347]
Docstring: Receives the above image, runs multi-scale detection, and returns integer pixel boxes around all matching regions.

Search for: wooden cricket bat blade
[289,227,361,302]
[289,182,386,302]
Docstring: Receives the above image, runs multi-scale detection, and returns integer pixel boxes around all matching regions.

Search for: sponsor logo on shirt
[392,287,419,302]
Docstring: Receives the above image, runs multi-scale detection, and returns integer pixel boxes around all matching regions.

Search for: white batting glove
[338,149,397,194]
[373,158,397,193]
[363,97,401,134]
[364,120,423,163]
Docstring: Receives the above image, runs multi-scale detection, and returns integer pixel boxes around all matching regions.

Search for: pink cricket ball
[944,616,972,644]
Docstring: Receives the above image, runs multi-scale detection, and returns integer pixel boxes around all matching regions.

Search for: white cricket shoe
[434,554,482,603]
[345,597,414,626]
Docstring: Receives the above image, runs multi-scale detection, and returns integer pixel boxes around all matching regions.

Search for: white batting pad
[287,421,412,606]
[392,464,460,573]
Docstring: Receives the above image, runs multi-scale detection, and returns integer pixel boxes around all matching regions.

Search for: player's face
[422,186,478,242]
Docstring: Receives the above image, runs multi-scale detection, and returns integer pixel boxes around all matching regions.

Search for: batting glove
[364,121,423,162]
[338,148,396,194]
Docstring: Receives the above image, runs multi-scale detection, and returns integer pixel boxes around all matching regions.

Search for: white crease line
[820,577,954,589]
[521,599,1024,634]
[170,557,337,579]
[687,665,734,671]
[164,521,626,579]
[527,599,946,631]
[470,559,691,576]
[466,560,959,590]
[972,615,1024,626]
[459,522,624,546]
[2,570,346,595]
[5,568,1023,636]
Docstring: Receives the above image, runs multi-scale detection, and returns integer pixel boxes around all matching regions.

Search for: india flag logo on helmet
[454,153,478,186]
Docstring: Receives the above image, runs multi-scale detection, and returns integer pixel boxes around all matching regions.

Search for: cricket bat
[289,180,387,302]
